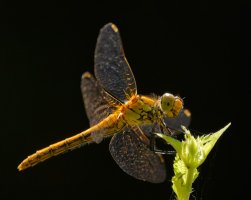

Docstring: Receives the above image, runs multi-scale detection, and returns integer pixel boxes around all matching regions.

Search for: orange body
[18,95,160,171]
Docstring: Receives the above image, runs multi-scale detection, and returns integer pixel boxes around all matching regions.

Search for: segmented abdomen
[18,112,125,171]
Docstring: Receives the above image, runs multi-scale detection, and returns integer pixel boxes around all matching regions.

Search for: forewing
[81,72,121,126]
[109,128,166,183]
[94,23,137,103]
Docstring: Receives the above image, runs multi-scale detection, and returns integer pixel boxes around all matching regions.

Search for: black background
[1,1,250,200]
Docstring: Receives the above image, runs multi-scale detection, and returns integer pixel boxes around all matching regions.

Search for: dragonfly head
[160,93,183,118]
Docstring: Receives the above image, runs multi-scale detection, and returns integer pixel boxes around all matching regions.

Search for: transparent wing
[81,72,121,126]
[81,72,125,143]
[94,23,137,103]
[109,127,166,183]
[138,122,160,137]
[164,109,191,133]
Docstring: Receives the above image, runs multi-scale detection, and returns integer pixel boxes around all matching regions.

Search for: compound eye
[160,93,175,113]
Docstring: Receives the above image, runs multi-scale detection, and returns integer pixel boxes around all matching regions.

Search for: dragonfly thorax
[121,95,159,125]
[159,93,183,118]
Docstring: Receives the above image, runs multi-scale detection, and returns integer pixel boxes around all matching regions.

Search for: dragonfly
[18,23,191,183]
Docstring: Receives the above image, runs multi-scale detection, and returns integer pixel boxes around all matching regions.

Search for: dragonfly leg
[150,132,155,151]
[150,134,175,155]
[160,119,176,135]
[150,123,157,151]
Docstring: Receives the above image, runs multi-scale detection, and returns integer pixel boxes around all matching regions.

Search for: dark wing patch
[109,128,166,183]
[94,23,137,103]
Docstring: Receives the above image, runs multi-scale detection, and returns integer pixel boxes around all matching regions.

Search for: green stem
[183,167,196,200]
